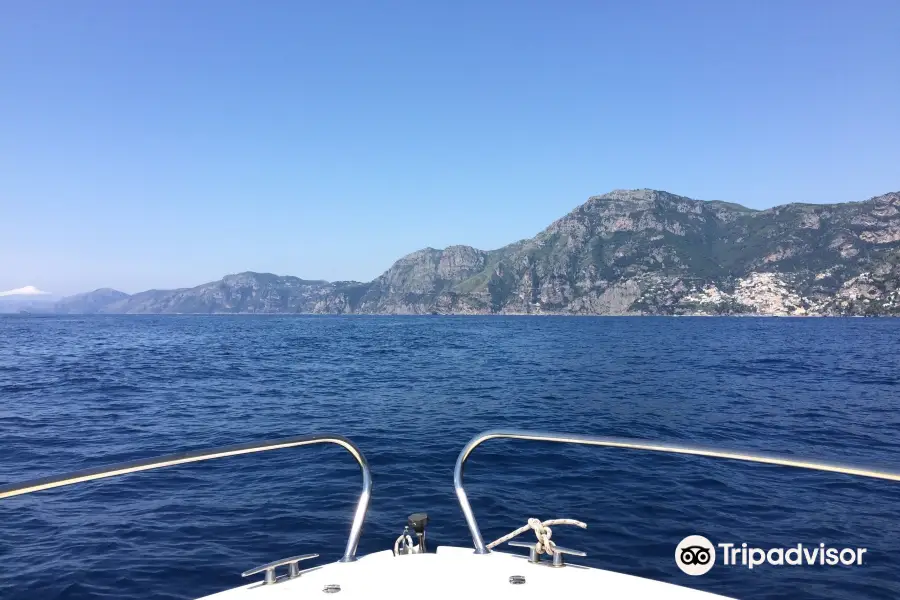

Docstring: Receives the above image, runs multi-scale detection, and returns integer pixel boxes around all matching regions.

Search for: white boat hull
[200,547,733,599]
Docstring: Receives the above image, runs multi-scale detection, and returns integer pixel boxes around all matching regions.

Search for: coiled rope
[487,518,587,554]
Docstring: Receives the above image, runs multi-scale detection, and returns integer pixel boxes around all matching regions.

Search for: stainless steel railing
[454,429,900,555]
[0,433,372,563]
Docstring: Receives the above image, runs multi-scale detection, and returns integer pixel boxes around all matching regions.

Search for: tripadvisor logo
[675,535,868,575]
[676,535,716,575]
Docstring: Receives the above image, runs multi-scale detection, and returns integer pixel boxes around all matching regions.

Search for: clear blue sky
[2,1,898,295]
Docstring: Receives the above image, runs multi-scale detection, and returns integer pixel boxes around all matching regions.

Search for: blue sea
[1,315,899,599]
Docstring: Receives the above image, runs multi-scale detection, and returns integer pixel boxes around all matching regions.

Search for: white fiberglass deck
[199,547,732,599]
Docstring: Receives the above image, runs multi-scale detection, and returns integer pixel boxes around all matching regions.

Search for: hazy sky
[2,1,898,295]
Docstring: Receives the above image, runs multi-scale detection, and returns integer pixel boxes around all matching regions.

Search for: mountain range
[14,189,900,316]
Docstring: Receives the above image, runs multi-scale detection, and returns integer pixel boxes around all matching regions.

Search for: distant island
[7,189,900,316]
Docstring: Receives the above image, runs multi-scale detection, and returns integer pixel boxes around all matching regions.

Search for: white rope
[393,533,414,556]
[486,518,587,553]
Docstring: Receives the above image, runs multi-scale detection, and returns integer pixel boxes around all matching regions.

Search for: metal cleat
[242,554,319,585]
[508,540,541,564]
[551,546,586,568]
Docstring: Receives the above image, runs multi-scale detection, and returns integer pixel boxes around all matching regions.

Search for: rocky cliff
[55,189,900,316]
[345,189,900,316]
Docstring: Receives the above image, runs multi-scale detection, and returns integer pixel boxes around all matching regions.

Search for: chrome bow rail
[454,429,900,555]
[0,433,371,563]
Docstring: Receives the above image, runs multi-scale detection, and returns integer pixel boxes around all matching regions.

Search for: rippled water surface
[1,315,899,599]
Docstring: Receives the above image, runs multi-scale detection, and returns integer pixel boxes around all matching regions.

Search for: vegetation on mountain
[48,189,900,316]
